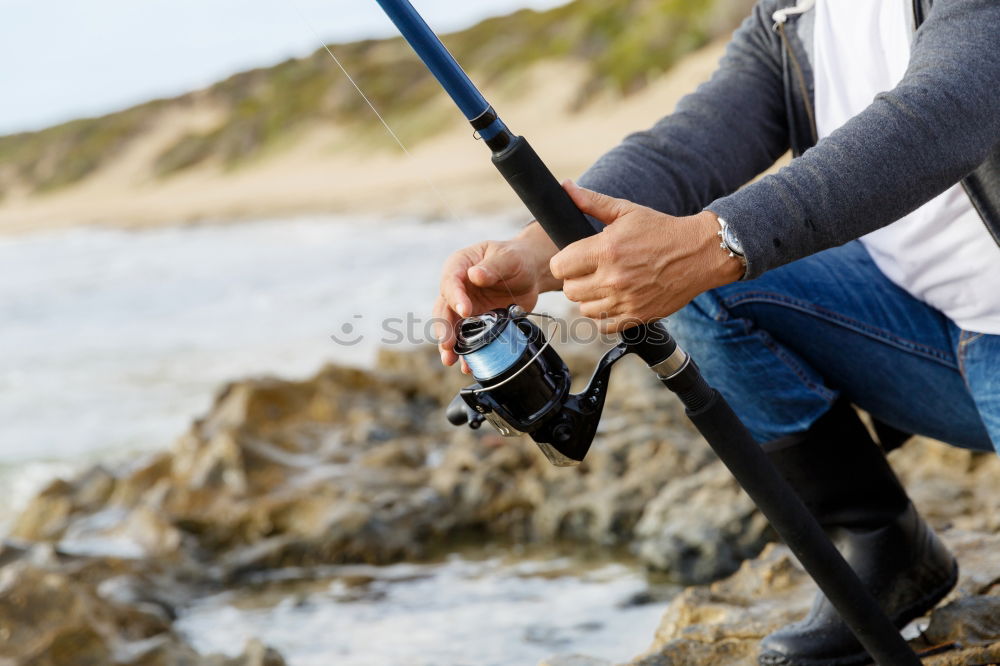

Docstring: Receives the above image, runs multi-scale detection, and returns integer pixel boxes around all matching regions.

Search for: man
[432,0,1000,664]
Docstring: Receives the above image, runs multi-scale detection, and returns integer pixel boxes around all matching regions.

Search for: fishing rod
[371,1,921,663]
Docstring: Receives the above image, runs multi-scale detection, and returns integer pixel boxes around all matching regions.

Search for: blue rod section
[374,0,495,122]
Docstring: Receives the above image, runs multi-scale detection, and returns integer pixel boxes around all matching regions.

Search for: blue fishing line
[465,323,529,380]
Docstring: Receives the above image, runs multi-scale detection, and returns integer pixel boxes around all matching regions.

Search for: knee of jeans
[669,290,731,352]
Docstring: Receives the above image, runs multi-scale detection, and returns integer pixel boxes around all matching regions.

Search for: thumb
[563,180,631,225]
[468,245,521,287]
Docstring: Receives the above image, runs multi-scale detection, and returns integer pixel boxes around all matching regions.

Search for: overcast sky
[0,0,568,135]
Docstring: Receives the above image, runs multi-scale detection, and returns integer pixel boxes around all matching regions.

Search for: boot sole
[757,560,959,666]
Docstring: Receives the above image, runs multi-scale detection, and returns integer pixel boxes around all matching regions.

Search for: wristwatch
[716,216,748,279]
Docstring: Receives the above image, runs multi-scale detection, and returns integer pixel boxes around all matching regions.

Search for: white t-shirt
[813,0,1000,334]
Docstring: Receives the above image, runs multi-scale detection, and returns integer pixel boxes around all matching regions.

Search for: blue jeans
[670,241,1000,454]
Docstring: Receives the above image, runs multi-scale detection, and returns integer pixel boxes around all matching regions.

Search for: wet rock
[74,465,117,511]
[627,531,1000,665]
[9,478,75,541]
[0,549,283,666]
[921,596,1000,645]
[5,346,999,665]
[633,461,772,584]
[889,437,1000,534]
[10,347,727,581]
[628,545,812,665]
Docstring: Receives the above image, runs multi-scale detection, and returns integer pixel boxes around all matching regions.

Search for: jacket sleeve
[707,0,1000,279]
[577,0,790,219]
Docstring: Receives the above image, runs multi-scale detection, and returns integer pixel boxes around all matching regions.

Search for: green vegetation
[0,102,163,192]
[0,0,752,194]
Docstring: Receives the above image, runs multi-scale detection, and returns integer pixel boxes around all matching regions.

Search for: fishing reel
[446,305,629,466]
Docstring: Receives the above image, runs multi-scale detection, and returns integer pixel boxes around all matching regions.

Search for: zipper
[961,180,1000,248]
[773,1,818,147]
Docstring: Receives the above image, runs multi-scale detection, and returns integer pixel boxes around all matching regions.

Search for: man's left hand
[549,181,745,334]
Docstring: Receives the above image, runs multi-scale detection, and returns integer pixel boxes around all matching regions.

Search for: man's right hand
[433,222,560,371]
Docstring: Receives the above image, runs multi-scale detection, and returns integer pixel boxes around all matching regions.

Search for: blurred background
[5,1,997,665]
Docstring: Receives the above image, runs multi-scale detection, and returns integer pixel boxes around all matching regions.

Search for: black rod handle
[665,366,921,666]
[491,134,676,365]
[491,134,601,249]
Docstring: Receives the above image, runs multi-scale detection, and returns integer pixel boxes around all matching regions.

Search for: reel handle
[490,135,677,367]
[446,394,481,428]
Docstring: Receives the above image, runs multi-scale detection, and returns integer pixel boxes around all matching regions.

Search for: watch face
[723,225,744,256]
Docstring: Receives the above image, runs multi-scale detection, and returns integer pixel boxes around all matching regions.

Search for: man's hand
[550,181,744,333]
[434,223,560,371]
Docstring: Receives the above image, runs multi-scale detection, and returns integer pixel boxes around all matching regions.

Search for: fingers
[574,296,649,334]
[433,295,460,366]
[467,244,521,289]
[550,238,600,280]
[550,183,636,280]
[435,239,543,371]
[562,180,632,225]
[577,298,616,321]
[439,245,484,319]
[433,296,472,373]
[440,269,473,319]
[440,242,526,319]
[562,275,610,304]
[578,301,627,334]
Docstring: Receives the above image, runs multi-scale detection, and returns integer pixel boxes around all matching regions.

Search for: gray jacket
[578,0,1000,280]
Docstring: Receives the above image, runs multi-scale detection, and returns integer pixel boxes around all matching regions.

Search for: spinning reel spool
[446,305,628,466]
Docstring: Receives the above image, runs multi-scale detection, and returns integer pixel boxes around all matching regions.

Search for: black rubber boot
[757,399,958,666]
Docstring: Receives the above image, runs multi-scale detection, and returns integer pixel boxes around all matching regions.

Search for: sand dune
[0,40,727,235]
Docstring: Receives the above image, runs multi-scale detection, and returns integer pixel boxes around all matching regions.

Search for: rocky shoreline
[2,346,998,664]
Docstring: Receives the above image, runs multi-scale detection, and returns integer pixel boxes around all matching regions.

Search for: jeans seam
[758,330,839,402]
[710,291,838,405]
[957,331,983,380]
[721,290,955,368]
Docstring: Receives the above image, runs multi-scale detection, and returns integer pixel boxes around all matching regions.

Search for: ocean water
[177,556,666,666]
[0,214,571,521]
[0,216,666,665]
